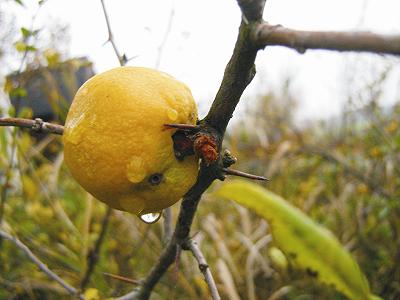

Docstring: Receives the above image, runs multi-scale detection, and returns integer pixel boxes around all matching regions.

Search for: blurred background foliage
[1,0,400,299]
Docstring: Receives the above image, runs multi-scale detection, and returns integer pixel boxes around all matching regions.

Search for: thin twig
[0,229,85,300]
[186,239,221,300]
[155,6,175,69]
[163,208,173,245]
[80,207,112,290]
[100,0,127,66]
[254,22,400,55]
[103,272,141,285]
[0,117,64,135]
[237,0,266,22]
[223,167,268,181]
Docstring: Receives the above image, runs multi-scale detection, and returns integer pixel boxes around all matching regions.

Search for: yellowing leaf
[84,288,100,300]
[268,246,288,270]
[14,41,27,52]
[215,180,380,300]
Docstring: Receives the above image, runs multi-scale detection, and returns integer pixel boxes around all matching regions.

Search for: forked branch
[129,1,268,299]
[100,0,127,66]
[185,239,221,300]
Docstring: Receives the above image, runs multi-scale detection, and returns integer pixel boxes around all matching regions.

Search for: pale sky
[5,0,400,121]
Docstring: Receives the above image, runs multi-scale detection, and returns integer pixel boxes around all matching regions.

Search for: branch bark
[162,207,173,244]
[100,0,127,66]
[203,21,259,135]
[186,239,221,300]
[133,166,215,300]
[237,0,266,22]
[0,117,64,135]
[254,22,400,55]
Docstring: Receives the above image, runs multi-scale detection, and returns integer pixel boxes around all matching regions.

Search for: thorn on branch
[166,123,219,165]
[121,0,268,296]
[164,123,200,131]
[100,0,128,66]
[223,167,268,181]
[103,272,141,285]
[166,123,265,181]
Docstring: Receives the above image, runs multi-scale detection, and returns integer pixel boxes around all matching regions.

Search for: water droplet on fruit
[167,108,178,121]
[67,128,83,145]
[127,156,146,183]
[140,212,162,224]
[65,113,85,145]
[79,87,88,96]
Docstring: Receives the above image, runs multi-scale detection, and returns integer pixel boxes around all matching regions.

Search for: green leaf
[14,0,24,6]
[25,45,37,52]
[20,27,31,38]
[215,180,381,300]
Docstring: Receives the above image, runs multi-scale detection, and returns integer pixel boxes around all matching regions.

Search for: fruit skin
[63,66,199,216]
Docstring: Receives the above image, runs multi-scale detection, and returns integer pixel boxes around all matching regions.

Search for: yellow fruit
[63,66,198,217]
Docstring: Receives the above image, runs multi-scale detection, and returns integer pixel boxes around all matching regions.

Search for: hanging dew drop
[167,108,178,121]
[140,212,162,224]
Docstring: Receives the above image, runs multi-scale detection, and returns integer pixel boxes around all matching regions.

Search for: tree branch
[254,22,400,55]
[0,117,64,135]
[162,208,173,245]
[100,0,127,66]
[134,166,215,300]
[123,2,267,299]
[185,239,221,300]
[155,6,175,69]
[0,229,85,300]
[203,20,259,135]
[237,0,266,22]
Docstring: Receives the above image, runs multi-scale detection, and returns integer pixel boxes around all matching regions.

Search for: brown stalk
[254,22,400,55]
